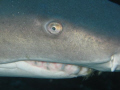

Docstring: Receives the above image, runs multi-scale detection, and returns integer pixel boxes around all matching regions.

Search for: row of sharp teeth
[26,61,92,76]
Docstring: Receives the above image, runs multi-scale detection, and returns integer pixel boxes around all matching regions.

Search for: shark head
[0,0,120,78]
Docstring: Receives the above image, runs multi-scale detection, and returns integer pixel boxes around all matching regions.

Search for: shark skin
[0,0,120,78]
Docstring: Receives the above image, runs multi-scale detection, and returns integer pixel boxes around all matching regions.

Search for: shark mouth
[0,60,93,78]
[23,61,93,78]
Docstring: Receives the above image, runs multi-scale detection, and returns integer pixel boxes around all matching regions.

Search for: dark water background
[0,72,120,90]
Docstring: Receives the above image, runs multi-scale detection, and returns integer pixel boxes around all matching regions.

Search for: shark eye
[46,21,63,35]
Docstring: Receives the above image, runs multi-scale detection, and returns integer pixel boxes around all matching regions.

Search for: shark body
[0,0,120,78]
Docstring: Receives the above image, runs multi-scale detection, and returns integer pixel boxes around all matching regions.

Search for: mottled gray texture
[0,0,120,71]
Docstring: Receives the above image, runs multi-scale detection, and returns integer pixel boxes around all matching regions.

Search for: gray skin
[0,0,120,72]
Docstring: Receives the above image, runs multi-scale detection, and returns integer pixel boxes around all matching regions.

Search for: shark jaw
[0,60,92,78]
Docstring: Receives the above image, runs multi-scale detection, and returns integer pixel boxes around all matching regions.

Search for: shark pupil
[52,27,56,31]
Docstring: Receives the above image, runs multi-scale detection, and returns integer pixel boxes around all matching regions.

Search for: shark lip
[25,61,93,77]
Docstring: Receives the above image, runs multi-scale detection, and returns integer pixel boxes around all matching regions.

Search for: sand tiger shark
[0,0,120,78]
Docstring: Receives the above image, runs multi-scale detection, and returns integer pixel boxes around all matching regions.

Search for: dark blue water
[0,72,120,90]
